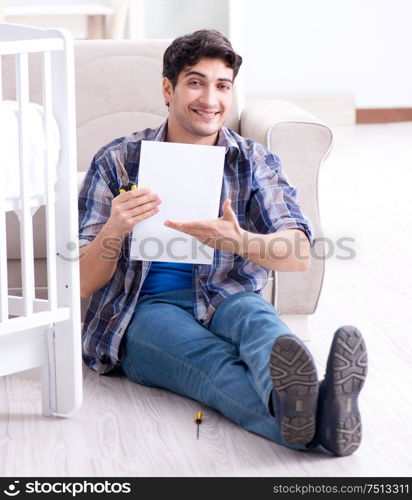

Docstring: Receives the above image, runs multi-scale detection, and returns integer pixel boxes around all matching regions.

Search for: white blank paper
[130,140,225,264]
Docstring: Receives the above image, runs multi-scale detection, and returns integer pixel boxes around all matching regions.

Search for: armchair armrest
[240,99,330,145]
[240,100,333,316]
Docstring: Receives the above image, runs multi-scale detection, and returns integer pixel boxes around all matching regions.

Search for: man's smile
[191,108,220,120]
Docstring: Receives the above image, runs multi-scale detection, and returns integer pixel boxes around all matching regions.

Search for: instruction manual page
[130,140,225,265]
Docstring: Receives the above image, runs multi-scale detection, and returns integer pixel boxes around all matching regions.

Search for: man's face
[162,57,234,144]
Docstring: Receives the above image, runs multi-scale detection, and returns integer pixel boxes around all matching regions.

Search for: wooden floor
[1,122,412,477]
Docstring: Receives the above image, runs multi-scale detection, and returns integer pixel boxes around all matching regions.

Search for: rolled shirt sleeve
[78,154,116,248]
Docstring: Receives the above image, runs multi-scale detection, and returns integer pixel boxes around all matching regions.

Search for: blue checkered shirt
[78,120,313,374]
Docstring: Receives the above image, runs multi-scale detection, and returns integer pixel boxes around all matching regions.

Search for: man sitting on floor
[78,29,367,456]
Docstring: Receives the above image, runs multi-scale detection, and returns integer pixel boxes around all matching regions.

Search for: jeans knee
[211,292,292,342]
[218,292,278,321]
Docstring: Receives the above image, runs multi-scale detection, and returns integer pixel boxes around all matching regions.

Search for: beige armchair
[6,39,332,340]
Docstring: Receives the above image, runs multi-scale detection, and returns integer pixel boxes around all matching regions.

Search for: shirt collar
[155,119,240,156]
[153,119,168,142]
[216,125,240,155]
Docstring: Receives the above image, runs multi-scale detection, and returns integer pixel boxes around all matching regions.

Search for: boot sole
[323,326,368,456]
[270,335,319,446]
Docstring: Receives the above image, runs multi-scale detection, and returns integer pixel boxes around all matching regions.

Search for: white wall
[5,0,411,108]
[242,0,412,108]
[143,0,228,39]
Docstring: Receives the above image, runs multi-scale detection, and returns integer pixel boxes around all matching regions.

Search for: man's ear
[162,77,173,106]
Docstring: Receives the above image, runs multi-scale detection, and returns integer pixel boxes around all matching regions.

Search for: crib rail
[0,308,70,337]
[0,38,64,56]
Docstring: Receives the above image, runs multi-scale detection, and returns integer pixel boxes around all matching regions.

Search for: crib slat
[0,38,64,56]
[16,52,35,316]
[42,51,58,311]
[0,307,70,338]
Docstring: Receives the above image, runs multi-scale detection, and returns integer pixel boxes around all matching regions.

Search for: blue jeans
[120,288,308,450]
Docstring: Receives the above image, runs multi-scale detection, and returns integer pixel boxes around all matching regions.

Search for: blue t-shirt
[140,261,194,294]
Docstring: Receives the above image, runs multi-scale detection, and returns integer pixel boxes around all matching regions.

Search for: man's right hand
[106,188,162,236]
[80,187,161,297]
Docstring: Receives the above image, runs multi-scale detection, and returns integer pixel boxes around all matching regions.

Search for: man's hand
[164,199,244,254]
[106,187,162,237]
[164,199,311,272]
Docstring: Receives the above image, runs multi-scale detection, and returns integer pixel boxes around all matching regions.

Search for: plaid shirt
[78,120,313,374]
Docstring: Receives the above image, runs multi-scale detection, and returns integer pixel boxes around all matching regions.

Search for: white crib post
[41,28,82,416]
[42,50,58,312]
[40,49,59,416]
[16,51,35,317]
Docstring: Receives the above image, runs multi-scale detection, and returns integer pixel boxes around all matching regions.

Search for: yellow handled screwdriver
[114,155,136,193]
[195,411,203,440]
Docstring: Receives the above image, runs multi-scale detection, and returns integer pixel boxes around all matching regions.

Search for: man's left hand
[164,199,244,254]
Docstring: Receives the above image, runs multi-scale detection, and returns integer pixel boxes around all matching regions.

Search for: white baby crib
[0,23,82,416]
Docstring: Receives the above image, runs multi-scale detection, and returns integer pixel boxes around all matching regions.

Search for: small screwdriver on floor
[195,411,203,440]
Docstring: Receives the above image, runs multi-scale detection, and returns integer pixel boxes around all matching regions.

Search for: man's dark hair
[162,29,243,89]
